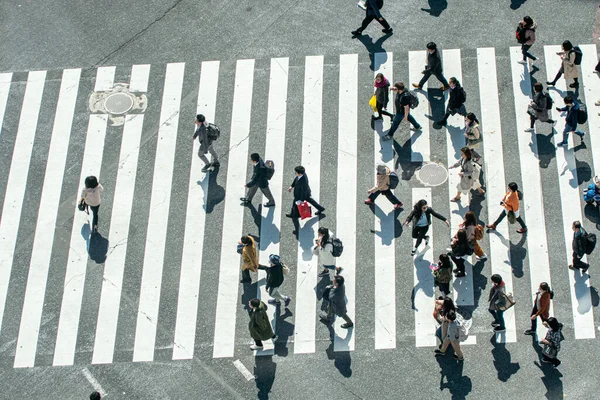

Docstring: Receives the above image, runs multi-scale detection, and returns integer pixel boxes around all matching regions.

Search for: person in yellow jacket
[486,182,527,234]
[240,235,259,283]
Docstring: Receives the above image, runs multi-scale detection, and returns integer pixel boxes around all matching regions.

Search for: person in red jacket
[486,182,527,234]
[524,282,553,335]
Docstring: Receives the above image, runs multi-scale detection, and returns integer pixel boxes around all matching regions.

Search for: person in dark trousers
[314,227,343,278]
[488,274,507,333]
[463,113,482,161]
[239,235,259,284]
[193,114,220,173]
[437,77,467,126]
[382,82,422,140]
[433,255,453,295]
[248,298,276,351]
[547,40,580,89]
[433,296,457,344]
[540,317,564,367]
[286,165,325,220]
[404,199,449,255]
[373,73,394,121]
[517,16,537,64]
[90,392,101,400]
[79,176,103,234]
[569,220,589,272]
[524,282,552,335]
[364,164,403,209]
[258,254,291,307]
[555,95,584,147]
[412,42,450,91]
[241,153,275,207]
[450,229,471,277]
[320,275,354,329]
[525,82,555,132]
[351,0,393,37]
[486,182,528,234]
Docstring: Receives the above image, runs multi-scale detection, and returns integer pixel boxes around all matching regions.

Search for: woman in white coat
[79,175,103,233]
[449,147,484,202]
[313,227,340,279]
[547,40,580,89]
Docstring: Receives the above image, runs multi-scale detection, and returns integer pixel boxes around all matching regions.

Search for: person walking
[373,73,394,121]
[488,274,507,333]
[248,298,276,351]
[364,164,403,209]
[193,114,220,173]
[286,166,325,235]
[313,227,341,278]
[540,317,564,367]
[436,77,467,126]
[412,42,450,91]
[79,176,103,234]
[555,95,585,147]
[486,182,528,234]
[239,235,259,284]
[432,255,453,295]
[569,220,590,272]
[320,275,354,329]
[461,211,488,261]
[90,392,102,400]
[240,153,275,207]
[547,40,581,89]
[258,254,292,307]
[450,229,471,278]
[351,0,393,37]
[524,282,553,335]
[433,295,457,342]
[525,82,555,132]
[464,113,483,161]
[382,82,422,140]
[516,16,538,64]
[404,199,449,255]
[449,147,485,202]
[434,310,465,361]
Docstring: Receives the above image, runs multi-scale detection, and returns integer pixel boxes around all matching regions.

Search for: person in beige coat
[547,40,580,89]
[240,235,259,284]
[364,164,403,209]
[79,175,103,233]
[449,147,484,202]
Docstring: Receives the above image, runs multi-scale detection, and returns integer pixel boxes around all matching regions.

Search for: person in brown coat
[248,298,276,351]
[364,164,403,209]
[524,282,553,335]
[240,235,259,284]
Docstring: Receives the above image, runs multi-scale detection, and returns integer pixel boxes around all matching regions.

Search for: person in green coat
[248,298,276,350]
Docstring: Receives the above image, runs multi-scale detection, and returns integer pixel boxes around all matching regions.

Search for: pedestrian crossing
[0,44,599,369]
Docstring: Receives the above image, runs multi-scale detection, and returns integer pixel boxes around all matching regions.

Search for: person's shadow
[510,0,528,10]
[490,336,520,382]
[204,165,225,213]
[532,337,564,400]
[254,356,277,400]
[325,339,352,377]
[355,33,393,71]
[274,308,293,357]
[88,231,109,264]
[421,0,448,17]
[436,354,473,398]
[533,131,556,169]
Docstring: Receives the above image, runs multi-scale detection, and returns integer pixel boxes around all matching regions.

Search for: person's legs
[406,113,421,129]
[198,147,210,164]
[375,16,392,30]
[208,144,219,164]
[307,197,325,212]
[386,113,403,138]
[530,306,538,331]
[358,15,375,31]
[414,225,428,249]
[269,286,286,302]
[560,125,571,145]
[382,189,402,205]
[376,102,393,118]
[439,338,451,352]
[452,256,465,275]
[341,313,353,325]
[241,269,251,282]
[530,114,536,129]
[488,308,498,324]
[260,186,276,205]
[522,44,536,61]
[452,341,464,359]
[439,107,451,125]
[418,70,433,88]
[368,190,381,202]
[497,310,505,329]
[254,338,263,347]
[245,185,258,201]
[516,215,527,230]
[549,66,563,85]
[434,71,450,88]
[493,210,507,226]
[90,205,100,230]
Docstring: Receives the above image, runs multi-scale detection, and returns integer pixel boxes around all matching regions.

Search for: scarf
[374,77,389,88]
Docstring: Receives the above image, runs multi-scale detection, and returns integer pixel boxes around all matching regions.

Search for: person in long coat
[449,147,485,202]
[373,73,394,121]
[248,298,275,350]
[319,275,354,329]
[240,235,259,283]
[547,40,580,89]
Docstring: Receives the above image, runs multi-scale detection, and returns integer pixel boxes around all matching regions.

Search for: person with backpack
[313,227,343,278]
[464,113,482,161]
[373,73,394,121]
[365,164,403,210]
[432,255,453,295]
[434,310,465,361]
[79,175,103,234]
[526,82,556,133]
[524,282,553,335]
[412,42,450,91]
[437,77,467,127]
[193,114,220,173]
[461,211,488,261]
[450,229,472,278]
[486,182,528,234]
[320,275,354,329]
[488,274,508,333]
[382,82,422,141]
[516,16,538,65]
[547,40,581,89]
[257,254,292,307]
[540,317,564,367]
[569,221,590,273]
[240,153,276,207]
[555,95,585,147]
[351,0,393,37]
[404,199,449,256]
[449,147,485,202]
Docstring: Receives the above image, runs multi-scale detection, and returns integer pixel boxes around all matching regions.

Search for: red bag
[297,201,312,219]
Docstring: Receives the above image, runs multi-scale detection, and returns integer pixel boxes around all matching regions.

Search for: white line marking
[82,367,106,396]
[129,64,151,92]
[233,359,255,381]
[0,73,13,138]
[409,50,431,163]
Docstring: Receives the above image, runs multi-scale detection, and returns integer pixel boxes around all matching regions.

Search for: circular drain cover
[417,163,448,186]
[104,92,134,115]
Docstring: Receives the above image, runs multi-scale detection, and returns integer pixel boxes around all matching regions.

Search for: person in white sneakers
[258,254,291,307]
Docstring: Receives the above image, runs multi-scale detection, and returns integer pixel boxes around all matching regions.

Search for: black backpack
[515,25,528,44]
[376,0,384,9]
[264,160,275,180]
[577,104,588,124]
[389,171,400,189]
[585,233,596,255]
[571,46,583,66]
[545,93,553,110]
[399,91,419,110]
[331,238,344,257]
[207,123,220,140]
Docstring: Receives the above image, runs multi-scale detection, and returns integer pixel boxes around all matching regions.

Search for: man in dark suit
[286,166,325,220]
[241,153,275,207]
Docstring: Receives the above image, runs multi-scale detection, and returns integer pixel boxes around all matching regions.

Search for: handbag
[507,210,517,224]
[282,264,290,276]
[237,243,244,254]
[497,291,516,311]
[369,95,378,112]
[542,343,557,359]
[78,199,88,213]
[297,201,312,220]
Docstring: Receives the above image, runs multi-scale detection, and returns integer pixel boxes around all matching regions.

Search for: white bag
[357,0,367,10]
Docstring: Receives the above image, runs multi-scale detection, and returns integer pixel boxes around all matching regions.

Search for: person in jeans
[258,254,291,307]
[382,82,422,141]
[241,153,275,207]
[404,199,449,255]
[412,42,450,91]
[569,221,590,272]
[79,175,103,234]
[239,235,259,284]
[351,0,393,37]
[193,114,220,173]
[540,317,564,367]
[365,164,403,209]
[247,298,276,351]
[555,95,584,147]
[488,274,507,333]
[547,40,580,89]
[486,182,527,234]
[437,77,467,126]
[525,82,555,132]
[524,282,552,335]
[434,310,464,361]
[320,275,354,329]
[450,229,471,278]
[517,16,538,64]
[373,73,394,121]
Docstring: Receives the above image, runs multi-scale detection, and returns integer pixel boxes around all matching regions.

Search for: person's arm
[247,166,258,188]
[404,211,415,225]
[403,104,410,119]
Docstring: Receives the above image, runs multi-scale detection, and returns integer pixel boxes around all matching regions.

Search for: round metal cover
[104,92,134,115]
[417,163,448,187]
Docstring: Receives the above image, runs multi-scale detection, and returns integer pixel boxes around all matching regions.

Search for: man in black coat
[241,153,275,207]
[569,220,589,272]
[258,254,292,307]
[286,166,325,220]
[436,77,467,126]
[412,42,450,91]
[351,0,393,37]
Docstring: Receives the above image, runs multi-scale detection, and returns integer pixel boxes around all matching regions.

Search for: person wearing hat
[364,164,403,209]
[193,114,220,173]
[258,254,292,307]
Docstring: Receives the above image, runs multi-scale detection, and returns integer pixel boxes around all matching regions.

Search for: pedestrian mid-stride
[241,153,276,208]
[351,0,393,37]
[193,114,220,173]
[247,298,276,351]
[412,42,450,91]
[382,82,422,141]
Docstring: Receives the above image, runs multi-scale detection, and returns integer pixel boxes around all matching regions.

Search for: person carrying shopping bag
[372,73,394,121]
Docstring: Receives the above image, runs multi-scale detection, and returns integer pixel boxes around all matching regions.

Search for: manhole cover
[417,163,448,186]
[104,92,134,115]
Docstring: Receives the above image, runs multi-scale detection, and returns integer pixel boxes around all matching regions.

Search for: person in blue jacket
[351,0,393,37]
[556,95,584,147]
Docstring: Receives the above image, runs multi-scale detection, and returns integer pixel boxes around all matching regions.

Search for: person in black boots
[241,153,275,207]
[547,40,581,89]
[351,0,393,37]
[286,166,325,234]
[450,229,471,278]
[373,73,394,121]
[412,42,450,91]
[436,77,467,126]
